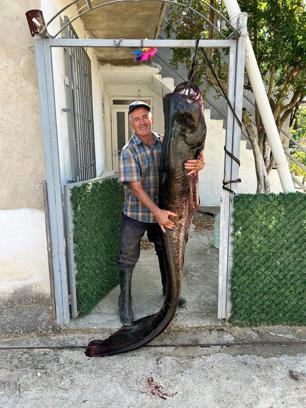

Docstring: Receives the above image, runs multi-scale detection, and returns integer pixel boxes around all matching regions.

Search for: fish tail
[85,309,172,357]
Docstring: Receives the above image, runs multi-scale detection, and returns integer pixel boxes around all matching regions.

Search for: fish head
[171,82,207,154]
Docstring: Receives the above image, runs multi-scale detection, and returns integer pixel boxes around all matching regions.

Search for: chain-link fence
[231,193,306,325]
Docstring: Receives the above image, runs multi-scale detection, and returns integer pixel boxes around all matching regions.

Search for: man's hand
[129,181,177,232]
[184,150,205,176]
[155,209,177,233]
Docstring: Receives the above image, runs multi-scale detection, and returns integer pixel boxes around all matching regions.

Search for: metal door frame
[35,24,247,324]
[111,106,130,170]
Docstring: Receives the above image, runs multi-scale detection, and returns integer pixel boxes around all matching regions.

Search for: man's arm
[129,181,177,233]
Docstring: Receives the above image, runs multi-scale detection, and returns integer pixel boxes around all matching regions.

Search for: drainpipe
[223,0,295,192]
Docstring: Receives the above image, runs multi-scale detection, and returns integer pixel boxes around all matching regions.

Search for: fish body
[85,83,206,357]
[159,84,207,307]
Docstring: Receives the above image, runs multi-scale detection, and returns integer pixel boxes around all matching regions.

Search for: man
[118,100,205,326]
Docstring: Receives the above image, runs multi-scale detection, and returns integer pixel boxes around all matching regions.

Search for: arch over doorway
[29,0,239,39]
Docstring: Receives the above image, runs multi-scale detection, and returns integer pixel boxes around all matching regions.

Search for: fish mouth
[173,81,202,103]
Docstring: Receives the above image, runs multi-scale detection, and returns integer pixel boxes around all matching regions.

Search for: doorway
[36,37,245,326]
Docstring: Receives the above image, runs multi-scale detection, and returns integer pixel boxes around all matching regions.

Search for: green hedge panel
[71,178,124,316]
[231,193,306,325]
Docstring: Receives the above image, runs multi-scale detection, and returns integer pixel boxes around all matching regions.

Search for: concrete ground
[1,334,306,407]
[1,211,306,407]
[70,210,219,331]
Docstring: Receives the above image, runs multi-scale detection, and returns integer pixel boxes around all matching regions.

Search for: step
[1,323,305,350]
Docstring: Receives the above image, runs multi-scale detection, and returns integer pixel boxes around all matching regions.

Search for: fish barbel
[85,82,206,357]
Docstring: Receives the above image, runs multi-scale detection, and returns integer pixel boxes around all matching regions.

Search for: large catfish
[85,82,206,357]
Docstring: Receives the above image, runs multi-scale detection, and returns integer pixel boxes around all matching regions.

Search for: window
[63,18,96,182]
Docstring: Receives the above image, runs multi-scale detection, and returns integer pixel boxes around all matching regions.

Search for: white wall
[92,60,105,176]
[199,110,225,206]
[0,1,50,302]
[0,209,49,299]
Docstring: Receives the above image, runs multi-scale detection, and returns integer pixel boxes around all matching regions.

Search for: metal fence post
[35,37,70,325]
[218,13,248,319]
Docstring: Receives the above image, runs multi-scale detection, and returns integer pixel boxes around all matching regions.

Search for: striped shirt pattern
[119,132,162,223]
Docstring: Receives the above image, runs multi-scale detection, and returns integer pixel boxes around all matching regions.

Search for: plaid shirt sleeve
[119,147,141,184]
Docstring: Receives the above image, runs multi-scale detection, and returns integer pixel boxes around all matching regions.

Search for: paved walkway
[70,211,219,331]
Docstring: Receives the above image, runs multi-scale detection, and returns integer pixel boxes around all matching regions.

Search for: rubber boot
[158,254,187,308]
[118,266,134,326]
[178,297,187,308]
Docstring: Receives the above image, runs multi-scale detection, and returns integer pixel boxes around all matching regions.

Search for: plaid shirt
[119,132,162,223]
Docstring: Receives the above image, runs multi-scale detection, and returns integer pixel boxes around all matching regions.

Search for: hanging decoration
[132,47,158,62]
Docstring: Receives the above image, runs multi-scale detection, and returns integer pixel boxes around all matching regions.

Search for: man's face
[129,107,153,139]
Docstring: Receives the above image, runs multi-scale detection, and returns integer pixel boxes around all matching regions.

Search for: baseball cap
[128,100,151,115]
